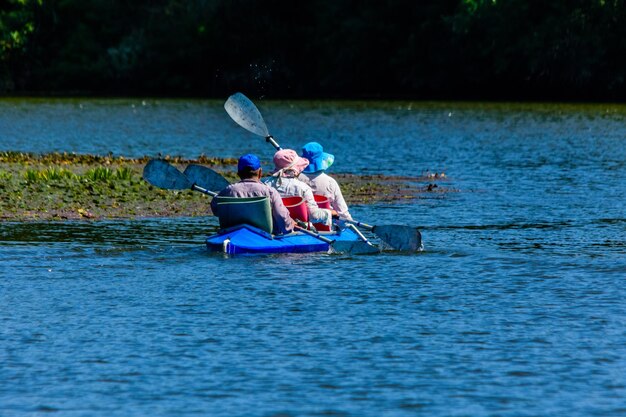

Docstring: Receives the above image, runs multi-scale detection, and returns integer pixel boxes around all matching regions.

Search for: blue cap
[238,153,261,171]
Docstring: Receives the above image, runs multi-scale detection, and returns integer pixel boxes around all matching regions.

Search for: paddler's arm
[303,187,333,226]
[330,179,353,221]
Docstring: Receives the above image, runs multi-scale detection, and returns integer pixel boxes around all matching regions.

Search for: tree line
[1,0,625,100]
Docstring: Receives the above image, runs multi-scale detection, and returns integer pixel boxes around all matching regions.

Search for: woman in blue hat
[301,142,353,221]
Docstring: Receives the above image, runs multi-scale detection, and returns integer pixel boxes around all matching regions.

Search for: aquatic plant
[114,167,134,180]
[24,167,77,183]
[0,151,238,169]
[24,169,38,183]
[45,167,78,181]
[82,167,137,182]
[0,150,428,221]
[84,167,114,181]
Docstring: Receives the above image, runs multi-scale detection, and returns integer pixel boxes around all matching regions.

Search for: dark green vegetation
[1,1,626,100]
[0,152,237,220]
[0,152,446,221]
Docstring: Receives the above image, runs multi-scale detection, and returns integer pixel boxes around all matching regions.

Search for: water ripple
[2,101,626,417]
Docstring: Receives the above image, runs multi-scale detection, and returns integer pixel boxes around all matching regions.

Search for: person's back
[301,142,353,221]
[211,154,295,235]
[263,149,334,227]
[304,171,351,220]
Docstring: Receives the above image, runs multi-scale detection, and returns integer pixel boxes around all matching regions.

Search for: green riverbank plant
[83,167,135,182]
[84,167,114,182]
[0,152,436,221]
[0,170,12,181]
[24,167,77,183]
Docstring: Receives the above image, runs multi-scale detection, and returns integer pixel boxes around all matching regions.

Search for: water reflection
[0,218,218,246]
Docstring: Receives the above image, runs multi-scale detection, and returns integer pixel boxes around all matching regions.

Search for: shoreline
[0,151,451,221]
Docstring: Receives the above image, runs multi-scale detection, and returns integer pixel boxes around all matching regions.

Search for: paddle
[224,92,423,252]
[143,159,216,196]
[224,92,281,150]
[343,220,422,252]
[144,160,376,254]
[291,224,378,254]
[183,164,230,191]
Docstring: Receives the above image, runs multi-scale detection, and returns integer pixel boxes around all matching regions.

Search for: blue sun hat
[301,142,334,174]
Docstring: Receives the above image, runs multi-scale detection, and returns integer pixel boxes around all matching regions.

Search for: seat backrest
[214,196,273,234]
[282,196,308,223]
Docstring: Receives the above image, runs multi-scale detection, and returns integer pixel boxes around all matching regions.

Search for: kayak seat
[214,196,273,234]
[282,196,308,223]
[313,195,332,231]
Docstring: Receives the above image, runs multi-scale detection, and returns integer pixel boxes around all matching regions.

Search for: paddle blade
[143,159,191,190]
[224,92,270,137]
[183,164,230,192]
[332,240,381,255]
[372,225,423,252]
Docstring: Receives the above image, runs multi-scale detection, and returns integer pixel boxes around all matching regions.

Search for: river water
[1,99,625,416]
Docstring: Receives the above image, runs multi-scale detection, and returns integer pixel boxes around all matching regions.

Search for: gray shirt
[210,179,295,235]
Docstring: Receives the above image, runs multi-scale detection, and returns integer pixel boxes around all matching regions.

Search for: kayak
[205,224,362,255]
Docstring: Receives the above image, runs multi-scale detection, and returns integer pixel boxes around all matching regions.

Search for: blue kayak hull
[205,225,360,255]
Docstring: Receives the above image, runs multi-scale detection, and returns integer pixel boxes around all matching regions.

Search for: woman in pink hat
[264,149,337,228]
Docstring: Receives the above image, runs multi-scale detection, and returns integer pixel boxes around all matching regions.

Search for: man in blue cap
[210,153,295,235]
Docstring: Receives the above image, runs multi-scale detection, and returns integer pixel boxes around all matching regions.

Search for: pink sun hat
[271,149,310,176]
